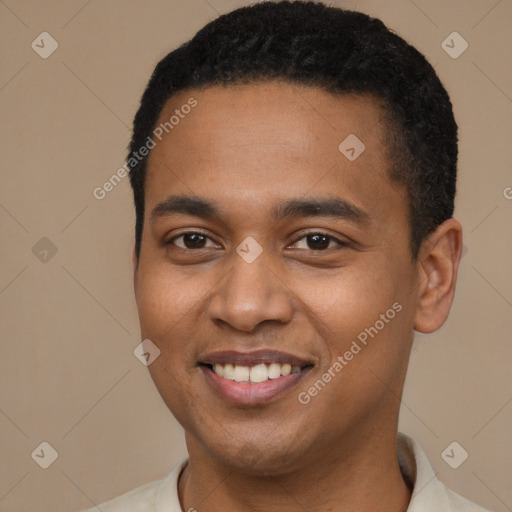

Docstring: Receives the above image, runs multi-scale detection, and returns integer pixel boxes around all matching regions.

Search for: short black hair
[129,0,458,259]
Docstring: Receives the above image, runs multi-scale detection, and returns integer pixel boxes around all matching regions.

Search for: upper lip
[199,349,314,368]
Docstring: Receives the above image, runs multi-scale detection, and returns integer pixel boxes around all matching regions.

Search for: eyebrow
[150,194,370,225]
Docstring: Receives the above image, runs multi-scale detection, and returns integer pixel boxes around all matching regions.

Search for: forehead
[151,81,389,163]
[144,81,405,225]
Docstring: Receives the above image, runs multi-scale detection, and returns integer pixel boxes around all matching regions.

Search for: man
[84,1,490,510]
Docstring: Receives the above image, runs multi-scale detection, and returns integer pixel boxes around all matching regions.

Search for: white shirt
[81,432,490,511]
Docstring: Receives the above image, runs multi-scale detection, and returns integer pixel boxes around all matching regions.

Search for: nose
[207,255,294,333]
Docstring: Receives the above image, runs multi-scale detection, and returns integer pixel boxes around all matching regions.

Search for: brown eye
[306,234,330,250]
[292,232,347,251]
[169,232,217,249]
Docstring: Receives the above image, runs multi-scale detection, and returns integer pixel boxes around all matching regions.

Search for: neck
[178,427,412,512]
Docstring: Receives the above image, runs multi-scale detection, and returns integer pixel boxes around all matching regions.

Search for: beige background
[0,0,510,511]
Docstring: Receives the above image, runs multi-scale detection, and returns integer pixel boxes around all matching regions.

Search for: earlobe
[413,218,463,334]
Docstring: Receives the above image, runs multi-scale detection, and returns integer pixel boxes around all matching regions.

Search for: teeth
[250,364,269,383]
[268,363,281,379]
[210,362,302,383]
[280,363,291,376]
[214,364,224,377]
[233,365,250,382]
[223,364,234,379]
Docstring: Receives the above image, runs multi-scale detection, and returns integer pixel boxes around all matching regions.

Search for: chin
[197,430,310,476]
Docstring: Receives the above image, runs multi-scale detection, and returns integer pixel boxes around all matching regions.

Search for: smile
[198,350,314,404]
[211,362,301,383]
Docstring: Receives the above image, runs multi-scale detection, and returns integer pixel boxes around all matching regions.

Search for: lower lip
[200,366,309,405]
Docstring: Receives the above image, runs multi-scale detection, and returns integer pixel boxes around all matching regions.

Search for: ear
[414,218,463,334]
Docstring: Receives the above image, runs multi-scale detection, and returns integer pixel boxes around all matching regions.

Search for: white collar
[153,432,488,511]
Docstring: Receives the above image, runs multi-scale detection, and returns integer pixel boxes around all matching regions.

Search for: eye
[291,232,347,251]
[168,232,219,250]
[167,231,346,252]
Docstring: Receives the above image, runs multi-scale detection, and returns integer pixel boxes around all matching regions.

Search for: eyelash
[166,231,348,251]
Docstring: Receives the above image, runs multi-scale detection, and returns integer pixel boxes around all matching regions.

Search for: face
[134,82,423,474]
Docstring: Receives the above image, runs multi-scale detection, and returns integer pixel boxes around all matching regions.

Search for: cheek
[295,263,399,339]
[136,266,206,421]
[136,261,205,340]
[292,256,413,394]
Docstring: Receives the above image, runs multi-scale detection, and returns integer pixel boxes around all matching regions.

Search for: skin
[133,81,462,512]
